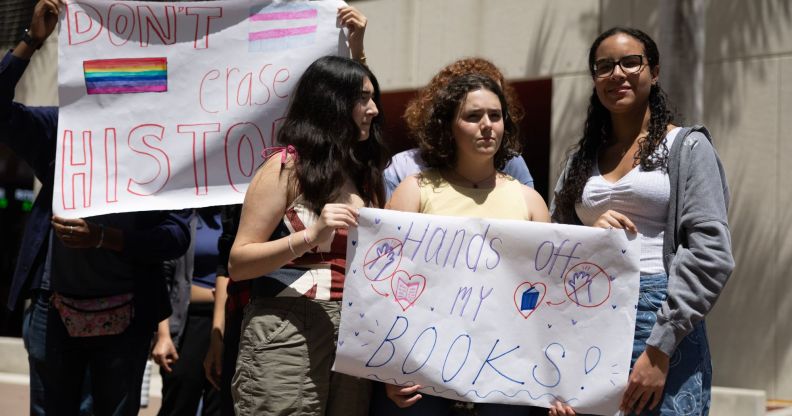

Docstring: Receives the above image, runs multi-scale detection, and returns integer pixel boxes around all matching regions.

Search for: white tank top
[575,127,680,275]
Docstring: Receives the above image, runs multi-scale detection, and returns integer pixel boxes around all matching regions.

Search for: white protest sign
[55,0,347,217]
[333,208,640,415]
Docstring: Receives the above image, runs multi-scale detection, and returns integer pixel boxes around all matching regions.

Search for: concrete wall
[356,0,792,401]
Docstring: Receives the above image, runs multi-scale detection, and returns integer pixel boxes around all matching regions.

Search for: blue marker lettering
[531,342,564,387]
[442,334,471,382]
[471,339,524,385]
[402,222,430,261]
[402,327,437,375]
[366,316,409,367]
[424,227,447,265]
[486,237,502,270]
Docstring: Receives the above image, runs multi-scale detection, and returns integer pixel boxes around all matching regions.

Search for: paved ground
[0,365,163,416]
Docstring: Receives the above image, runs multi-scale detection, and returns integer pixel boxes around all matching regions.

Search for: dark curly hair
[277,55,387,213]
[415,73,520,171]
[553,27,675,224]
[404,57,524,137]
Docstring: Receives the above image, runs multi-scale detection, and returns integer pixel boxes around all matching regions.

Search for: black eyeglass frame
[592,54,646,78]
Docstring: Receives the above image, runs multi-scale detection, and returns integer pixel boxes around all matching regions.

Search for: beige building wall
[356,0,792,401]
[11,0,789,401]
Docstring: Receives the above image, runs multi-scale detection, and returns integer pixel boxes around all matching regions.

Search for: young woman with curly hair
[228,55,386,415]
[383,58,535,199]
[374,73,550,416]
[550,27,733,416]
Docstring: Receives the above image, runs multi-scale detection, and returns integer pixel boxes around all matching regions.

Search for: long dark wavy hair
[553,27,675,224]
[276,56,387,214]
[416,73,520,171]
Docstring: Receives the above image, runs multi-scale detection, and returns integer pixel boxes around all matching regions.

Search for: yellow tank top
[418,170,529,220]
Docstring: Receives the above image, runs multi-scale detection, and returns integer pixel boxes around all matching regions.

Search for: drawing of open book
[395,277,421,302]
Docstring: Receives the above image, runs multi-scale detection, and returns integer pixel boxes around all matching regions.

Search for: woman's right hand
[151,334,179,373]
[203,327,224,390]
[305,203,359,247]
[385,383,423,408]
[592,209,637,233]
[549,401,576,416]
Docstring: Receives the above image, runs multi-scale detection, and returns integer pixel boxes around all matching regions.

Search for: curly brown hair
[414,73,521,171]
[404,57,525,136]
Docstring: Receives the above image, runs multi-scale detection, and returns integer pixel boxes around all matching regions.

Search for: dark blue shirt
[0,51,191,329]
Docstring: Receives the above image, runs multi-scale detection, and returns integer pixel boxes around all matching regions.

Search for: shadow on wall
[700,0,792,396]
[528,2,599,189]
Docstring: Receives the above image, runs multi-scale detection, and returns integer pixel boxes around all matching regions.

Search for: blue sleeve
[383,166,400,201]
[503,155,534,188]
[123,209,192,262]
[0,51,58,179]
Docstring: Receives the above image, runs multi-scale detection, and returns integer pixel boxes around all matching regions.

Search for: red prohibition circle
[362,237,404,282]
[563,261,612,308]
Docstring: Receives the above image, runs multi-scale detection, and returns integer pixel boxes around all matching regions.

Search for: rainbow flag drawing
[248,3,317,52]
[83,57,168,95]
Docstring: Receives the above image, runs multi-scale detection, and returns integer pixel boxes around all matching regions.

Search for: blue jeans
[23,291,152,416]
[630,274,712,416]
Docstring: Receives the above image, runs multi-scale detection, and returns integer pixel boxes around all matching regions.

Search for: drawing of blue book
[521,287,540,311]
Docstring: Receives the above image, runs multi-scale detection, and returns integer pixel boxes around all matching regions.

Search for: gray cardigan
[551,126,734,356]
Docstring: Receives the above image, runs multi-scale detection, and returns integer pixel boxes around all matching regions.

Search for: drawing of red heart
[390,270,427,311]
[513,281,547,319]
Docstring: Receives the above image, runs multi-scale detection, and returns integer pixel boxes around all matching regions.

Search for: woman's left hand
[51,215,99,248]
[337,6,367,61]
[549,401,576,416]
[620,346,669,414]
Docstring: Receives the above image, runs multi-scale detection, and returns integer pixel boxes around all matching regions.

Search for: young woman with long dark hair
[551,27,734,416]
[228,55,386,415]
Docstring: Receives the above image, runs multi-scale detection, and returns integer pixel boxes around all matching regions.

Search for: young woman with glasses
[551,27,734,415]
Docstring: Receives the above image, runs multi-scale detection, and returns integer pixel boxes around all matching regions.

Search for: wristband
[21,30,42,50]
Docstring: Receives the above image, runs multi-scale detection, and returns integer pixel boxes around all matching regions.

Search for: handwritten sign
[333,208,640,416]
[54,0,347,217]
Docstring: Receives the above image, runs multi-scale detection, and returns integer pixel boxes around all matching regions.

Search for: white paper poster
[334,208,641,415]
[55,0,347,217]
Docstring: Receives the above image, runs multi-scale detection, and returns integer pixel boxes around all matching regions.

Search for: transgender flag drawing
[248,3,318,52]
[83,57,167,95]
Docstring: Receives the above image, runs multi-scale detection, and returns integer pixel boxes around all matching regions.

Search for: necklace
[451,168,497,188]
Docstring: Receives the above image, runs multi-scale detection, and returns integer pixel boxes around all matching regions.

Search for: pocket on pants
[235,302,312,414]
[638,287,667,311]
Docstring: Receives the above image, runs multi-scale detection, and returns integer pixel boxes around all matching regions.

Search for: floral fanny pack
[51,292,135,337]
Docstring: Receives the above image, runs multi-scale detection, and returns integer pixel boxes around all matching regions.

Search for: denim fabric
[23,291,152,416]
[630,274,712,416]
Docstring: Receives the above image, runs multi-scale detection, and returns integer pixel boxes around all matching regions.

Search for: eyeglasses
[593,55,645,78]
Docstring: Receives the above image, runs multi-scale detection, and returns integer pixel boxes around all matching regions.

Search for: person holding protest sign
[551,27,733,416]
[383,57,535,199]
[228,54,386,415]
[381,73,553,415]
[1,1,192,414]
[200,6,372,416]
